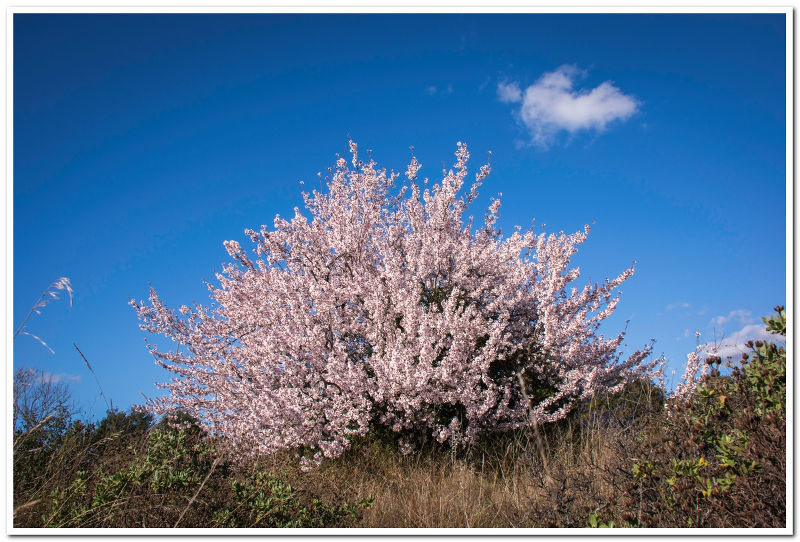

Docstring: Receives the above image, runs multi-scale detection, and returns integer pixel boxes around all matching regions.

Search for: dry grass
[291,409,645,528]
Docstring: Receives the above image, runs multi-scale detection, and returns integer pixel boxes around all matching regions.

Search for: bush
[132,142,657,467]
[92,408,153,440]
[625,306,786,528]
[16,419,370,528]
[211,469,371,528]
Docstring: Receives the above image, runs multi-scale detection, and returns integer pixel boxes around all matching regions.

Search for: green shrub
[627,306,786,528]
[212,469,371,528]
[22,415,372,528]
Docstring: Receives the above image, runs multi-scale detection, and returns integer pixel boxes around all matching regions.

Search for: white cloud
[702,323,784,360]
[700,308,784,360]
[497,81,522,103]
[709,309,751,328]
[39,371,81,384]
[667,301,690,311]
[499,65,639,147]
[427,84,453,96]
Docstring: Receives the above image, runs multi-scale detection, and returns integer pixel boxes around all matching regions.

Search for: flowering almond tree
[132,142,657,466]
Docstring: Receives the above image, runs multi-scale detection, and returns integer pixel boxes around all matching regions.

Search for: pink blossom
[671,342,711,405]
[131,142,656,466]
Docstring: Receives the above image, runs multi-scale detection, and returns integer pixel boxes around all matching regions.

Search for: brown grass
[290,409,644,528]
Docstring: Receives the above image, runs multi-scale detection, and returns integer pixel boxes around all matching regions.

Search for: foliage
[212,469,371,528]
[132,142,657,466]
[627,306,786,528]
[92,408,153,441]
[16,416,369,528]
[587,511,636,528]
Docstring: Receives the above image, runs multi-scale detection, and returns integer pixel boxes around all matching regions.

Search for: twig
[638,478,644,527]
[13,413,55,453]
[174,456,221,528]
[516,371,551,479]
[13,499,41,517]
[73,343,110,411]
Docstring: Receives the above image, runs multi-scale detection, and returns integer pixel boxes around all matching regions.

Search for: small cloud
[497,80,522,103]
[702,323,784,359]
[700,308,785,359]
[499,65,639,147]
[709,309,751,328]
[666,301,690,311]
[39,371,81,384]
[427,84,453,96]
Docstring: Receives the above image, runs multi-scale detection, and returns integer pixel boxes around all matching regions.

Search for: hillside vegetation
[13,307,786,529]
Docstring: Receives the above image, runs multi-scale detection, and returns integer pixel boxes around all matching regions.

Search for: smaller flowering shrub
[671,338,709,405]
[132,142,658,466]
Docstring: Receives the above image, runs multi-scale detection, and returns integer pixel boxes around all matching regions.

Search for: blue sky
[13,13,787,420]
